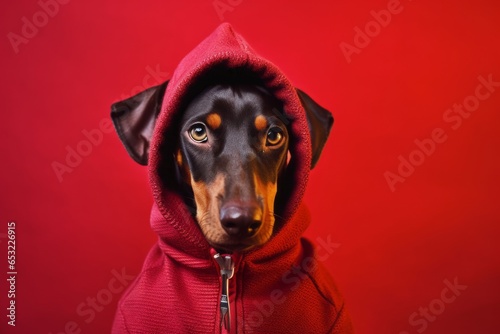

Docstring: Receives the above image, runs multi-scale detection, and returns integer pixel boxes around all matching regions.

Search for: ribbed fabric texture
[112,23,353,333]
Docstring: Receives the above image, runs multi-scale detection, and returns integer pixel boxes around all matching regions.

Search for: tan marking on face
[252,173,278,246]
[191,174,225,243]
[254,115,267,131]
[175,149,183,166]
[206,113,222,130]
[176,149,191,183]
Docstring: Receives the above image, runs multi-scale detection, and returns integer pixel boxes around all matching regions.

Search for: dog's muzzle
[220,201,263,238]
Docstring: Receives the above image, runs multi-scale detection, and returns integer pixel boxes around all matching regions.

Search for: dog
[110,23,353,334]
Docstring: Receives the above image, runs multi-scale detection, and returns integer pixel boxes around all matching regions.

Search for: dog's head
[175,84,289,252]
[111,80,333,253]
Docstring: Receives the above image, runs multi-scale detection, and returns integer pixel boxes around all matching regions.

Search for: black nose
[220,203,262,237]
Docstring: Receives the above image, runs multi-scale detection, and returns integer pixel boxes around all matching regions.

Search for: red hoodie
[111,23,353,334]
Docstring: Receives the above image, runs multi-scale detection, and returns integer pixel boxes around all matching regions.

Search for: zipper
[213,253,235,333]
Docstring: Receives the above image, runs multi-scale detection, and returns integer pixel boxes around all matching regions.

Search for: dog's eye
[189,123,208,143]
[266,127,284,146]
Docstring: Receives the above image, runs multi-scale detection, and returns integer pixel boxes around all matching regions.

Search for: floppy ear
[296,89,334,169]
[110,81,169,165]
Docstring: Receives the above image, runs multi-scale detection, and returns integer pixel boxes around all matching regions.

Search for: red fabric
[112,23,353,334]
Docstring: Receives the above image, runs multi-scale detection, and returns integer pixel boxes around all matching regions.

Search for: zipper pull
[214,253,235,332]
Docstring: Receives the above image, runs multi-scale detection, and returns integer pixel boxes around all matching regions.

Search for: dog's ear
[111,81,169,165]
[296,89,334,169]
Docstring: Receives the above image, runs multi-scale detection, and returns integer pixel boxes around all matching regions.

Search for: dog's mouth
[209,233,270,253]
[203,215,275,253]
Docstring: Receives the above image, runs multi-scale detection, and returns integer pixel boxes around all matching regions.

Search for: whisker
[272,212,285,222]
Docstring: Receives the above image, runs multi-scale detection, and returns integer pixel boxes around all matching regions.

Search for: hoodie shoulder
[302,237,354,333]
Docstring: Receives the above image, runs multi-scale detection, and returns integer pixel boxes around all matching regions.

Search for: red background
[1,0,499,333]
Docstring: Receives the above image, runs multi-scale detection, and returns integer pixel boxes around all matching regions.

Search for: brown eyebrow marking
[254,115,267,131]
[206,113,222,130]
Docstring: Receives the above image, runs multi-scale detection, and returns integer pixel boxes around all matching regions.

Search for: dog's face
[111,77,333,253]
[176,85,289,252]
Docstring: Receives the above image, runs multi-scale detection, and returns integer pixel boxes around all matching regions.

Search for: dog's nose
[220,203,262,238]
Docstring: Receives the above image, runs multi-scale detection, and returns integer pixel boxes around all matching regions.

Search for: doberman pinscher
[110,78,341,332]
[110,23,353,333]
[174,83,289,252]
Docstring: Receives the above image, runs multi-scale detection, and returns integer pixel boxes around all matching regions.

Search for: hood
[111,23,333,261]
